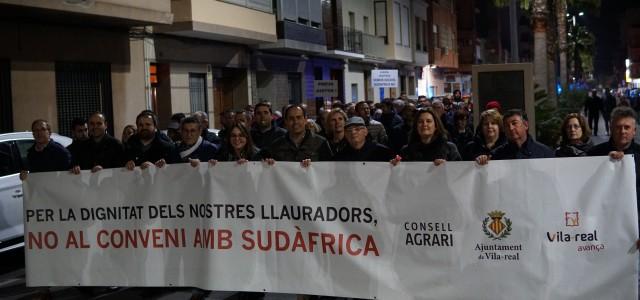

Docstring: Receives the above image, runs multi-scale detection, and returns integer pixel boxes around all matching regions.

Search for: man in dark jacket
[20,119,71,179]
[585,89,603,136]
[262,104,332,166]
[193,111,220,145]
[334,117,394,162]
[251,102,286,149]
[588,106,640,203]
[71,112,125,173]
[588,106,640,272]
[125,111,175,170]
[490,109,554,160]
[169,117,219,166]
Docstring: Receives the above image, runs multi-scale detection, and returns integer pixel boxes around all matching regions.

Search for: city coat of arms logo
[482,210,512,240]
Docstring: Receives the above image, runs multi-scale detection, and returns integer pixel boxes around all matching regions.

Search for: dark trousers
[588,111,600,135]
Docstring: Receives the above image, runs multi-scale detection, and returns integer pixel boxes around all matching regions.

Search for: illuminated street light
[578,12,584,16]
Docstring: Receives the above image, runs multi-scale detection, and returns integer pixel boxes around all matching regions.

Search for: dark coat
[400,136,461,162]
[215,146,261,162]
[251,125,287,149]
[555,139,594,157]
[450,126,475,153]
[262,130,333,162]
[169,139,219,163]
[26,141,72,173]
[328,137,349,157]
[125,132,175,166]
[491,135,555,160]
[70,134,125,169]
[201,130,221,145]
[334,141,395,162]
[462,134,507,161]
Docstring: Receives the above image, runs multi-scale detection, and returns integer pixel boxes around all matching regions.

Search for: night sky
[592,0,640,84]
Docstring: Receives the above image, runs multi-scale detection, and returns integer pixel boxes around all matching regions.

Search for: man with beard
[334,116,395,162]
[71,112,125,173]
[262,104,332,167]
[169,117,219,166]
[355,101,387,145]
[251,102,286,149]
[125,111,175,170]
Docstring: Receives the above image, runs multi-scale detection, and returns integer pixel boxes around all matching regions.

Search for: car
[0,132,72,252]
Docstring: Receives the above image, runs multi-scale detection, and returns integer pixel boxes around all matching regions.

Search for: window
[415,17,421,51]
[279,0,321,27]
[422,20,428,51]
[189,73,207,113]
[55,62,113,137]
[401,5,410,46]
[0,142,13,176]
[349,12,355,29]
[221,0,273,13]
[15,140,33,168]
[351,83,358,102]
[393,2,401,45]
[400,75,407,94]
[288,73,302,104]
[374,1,387,39]
[363,16,369,34]
[433,25,439,48]
[0,60,12,133]
[408,76,415,95]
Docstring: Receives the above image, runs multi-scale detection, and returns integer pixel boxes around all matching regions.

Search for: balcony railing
[326,26,363,54]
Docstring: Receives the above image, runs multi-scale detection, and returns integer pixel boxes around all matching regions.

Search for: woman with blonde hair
[462,109,506,161]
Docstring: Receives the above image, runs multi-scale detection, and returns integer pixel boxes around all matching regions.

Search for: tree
[532,0,549,103]
[556,0,568,91]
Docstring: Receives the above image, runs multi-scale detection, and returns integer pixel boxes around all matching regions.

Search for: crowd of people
[18,90,640,300]
[19,90,640,177]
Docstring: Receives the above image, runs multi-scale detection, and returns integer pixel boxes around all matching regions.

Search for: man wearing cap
[334,117,395,162]
[166,113,185,142]
[487,109,554,161]
[355,101,387,145]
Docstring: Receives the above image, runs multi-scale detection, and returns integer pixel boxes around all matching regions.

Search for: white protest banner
[24,157,638,299]
[313,80,339,97]
[371,69,398,88]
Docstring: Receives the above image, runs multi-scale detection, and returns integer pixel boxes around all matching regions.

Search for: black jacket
[334,141,395,162]
[169,139,219,163]
[125,132,175,166]
[555,139,593,157]
[71,134,125,169]
[491,135,555,160]
[400,136,461,162]
[251,125,287,149]
[215,146,261,162]
[462,134,507,161]
[26,141,72,173]
[262,130,333,162]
